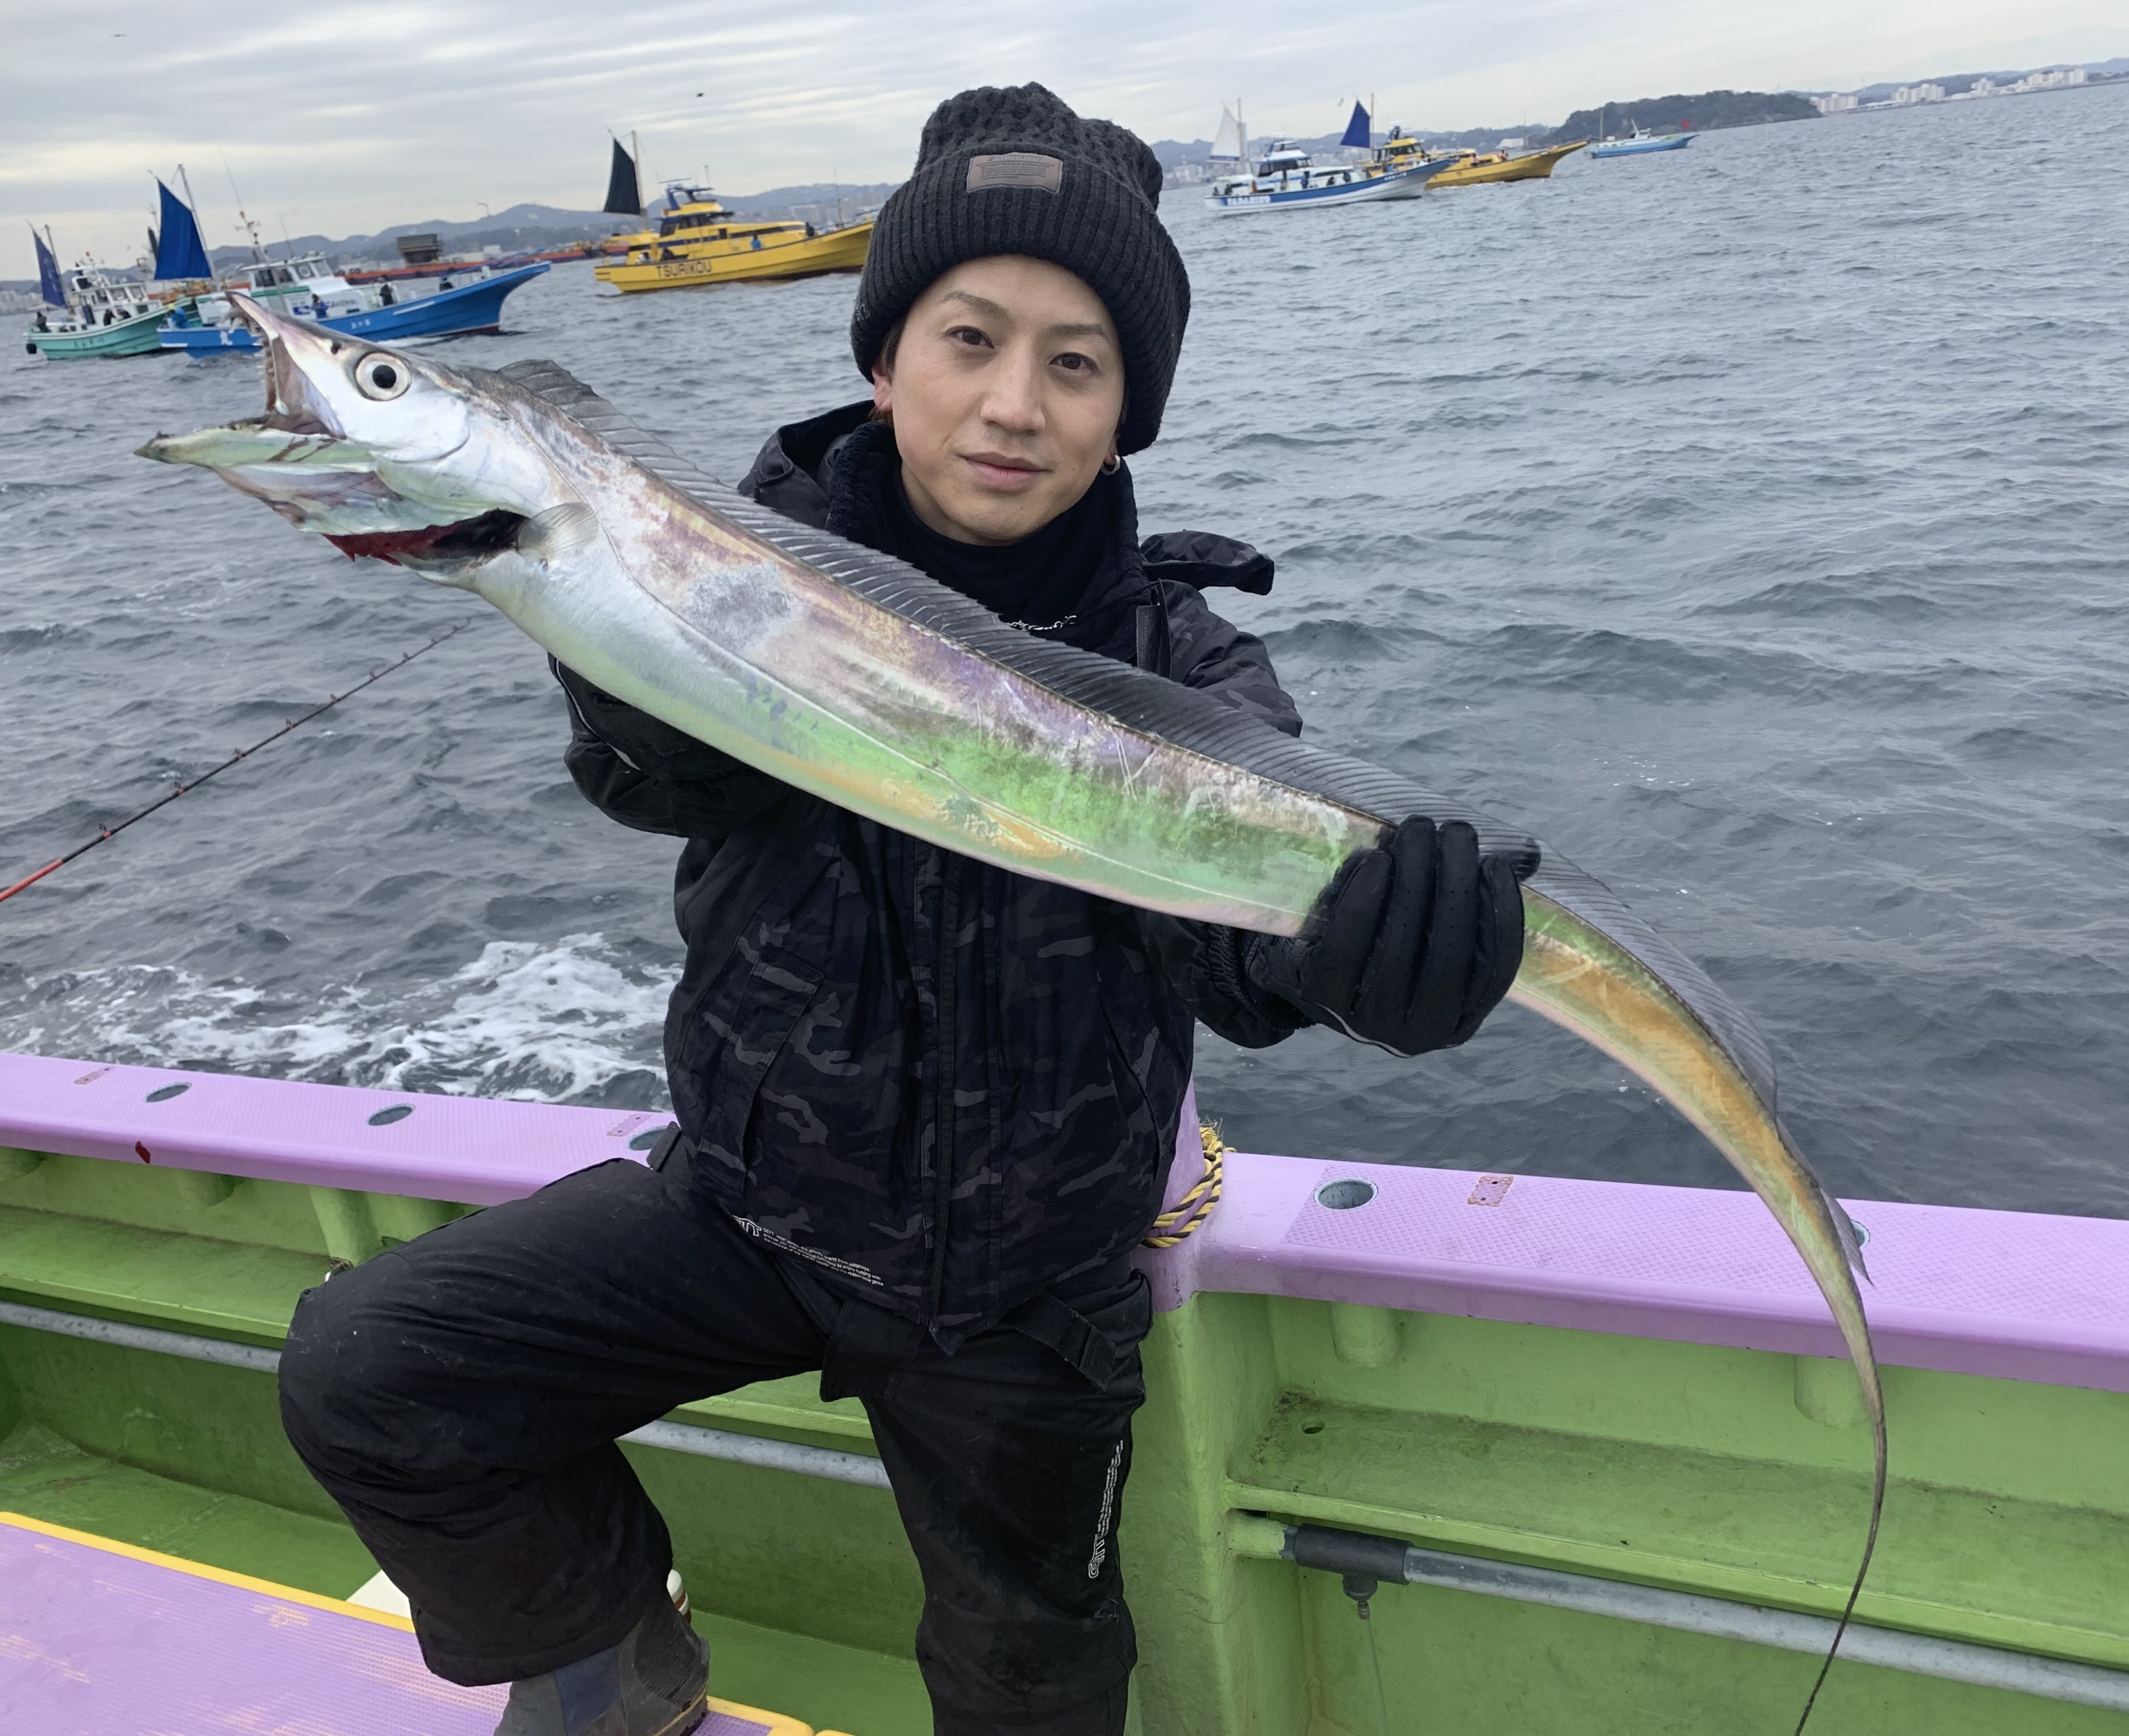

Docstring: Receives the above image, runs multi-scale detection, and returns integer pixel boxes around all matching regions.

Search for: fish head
[136,294,576,582]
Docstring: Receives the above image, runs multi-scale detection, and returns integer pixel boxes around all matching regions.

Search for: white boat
[1206,133,1432,214]
[191,254,367,328]
[1589,120,1693,159]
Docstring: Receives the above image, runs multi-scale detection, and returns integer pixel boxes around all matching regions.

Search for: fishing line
[1792,1431,1888,1734]
[0,621,472,907]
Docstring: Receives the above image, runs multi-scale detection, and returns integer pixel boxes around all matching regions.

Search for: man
[279,84,1524,1736]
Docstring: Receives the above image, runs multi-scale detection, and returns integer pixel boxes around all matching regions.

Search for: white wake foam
[1,934,675,1106]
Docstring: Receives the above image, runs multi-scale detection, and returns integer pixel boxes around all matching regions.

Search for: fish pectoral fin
[517,502,602,565]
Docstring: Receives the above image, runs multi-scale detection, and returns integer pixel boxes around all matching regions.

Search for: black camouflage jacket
[556,402,1308,1335]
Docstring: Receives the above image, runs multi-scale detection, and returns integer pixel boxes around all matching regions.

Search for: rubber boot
[492,1595,708,1736]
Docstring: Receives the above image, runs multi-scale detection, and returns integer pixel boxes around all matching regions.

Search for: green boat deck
[2,1059,2125,1733]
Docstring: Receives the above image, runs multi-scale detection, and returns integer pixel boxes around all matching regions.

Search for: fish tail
[1793,1407,1890,1734]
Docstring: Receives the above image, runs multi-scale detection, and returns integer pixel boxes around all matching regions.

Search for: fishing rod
[0,621,472,907]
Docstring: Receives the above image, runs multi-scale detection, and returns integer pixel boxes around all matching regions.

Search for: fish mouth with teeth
[136,293,522,564]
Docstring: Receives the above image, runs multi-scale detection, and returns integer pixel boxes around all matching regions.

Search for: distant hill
[1148,102,1724,171]
[1149,122,1548,171]
[1147,57,2127,164]
[1547,90,1818,140]
[200,184,902,273]
[1153,88,1827,168]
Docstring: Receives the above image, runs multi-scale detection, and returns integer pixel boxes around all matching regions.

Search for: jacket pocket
[690,922,825,1195]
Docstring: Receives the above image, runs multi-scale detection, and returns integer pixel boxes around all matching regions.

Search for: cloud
[5,0,2124,275]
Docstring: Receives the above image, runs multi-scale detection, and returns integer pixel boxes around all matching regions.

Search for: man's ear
[871,365,893,417]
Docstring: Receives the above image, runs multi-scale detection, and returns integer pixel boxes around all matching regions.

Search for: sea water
[3,83,2126,1217]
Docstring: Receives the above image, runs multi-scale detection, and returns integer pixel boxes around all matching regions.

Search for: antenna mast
[221,156,265,261]
[174,162,212,263]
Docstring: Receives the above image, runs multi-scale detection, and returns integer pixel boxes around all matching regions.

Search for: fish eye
[353,353,410,400]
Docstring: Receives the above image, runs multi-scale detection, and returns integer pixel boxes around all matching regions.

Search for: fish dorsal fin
[480,359,1780,1113]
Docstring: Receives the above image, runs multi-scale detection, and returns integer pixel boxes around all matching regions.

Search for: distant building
[1891,83,1947,105]
[395,233,441,265]
[1165,162,1207,186]
[1813,92,1859,114]
[2010,67,2085,93]
[1497,136,1527,150]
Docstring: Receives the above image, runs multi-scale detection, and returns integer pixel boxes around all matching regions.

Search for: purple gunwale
[0,1048,661,1206]
[4,1051,2127,1393]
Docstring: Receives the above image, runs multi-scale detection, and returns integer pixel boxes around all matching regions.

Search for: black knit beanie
[850,84,1189,457]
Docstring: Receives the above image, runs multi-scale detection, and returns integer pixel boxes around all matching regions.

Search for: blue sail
[32,227,65,305]
[153,181,212,281]
[1340,101,1371,149]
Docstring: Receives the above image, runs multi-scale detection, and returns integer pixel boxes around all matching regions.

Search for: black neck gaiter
[826,419,1120,635]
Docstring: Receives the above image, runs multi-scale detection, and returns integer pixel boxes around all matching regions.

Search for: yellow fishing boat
[1426,140,1588,188]
[595,185,872,295]
[1364,128,1476,188]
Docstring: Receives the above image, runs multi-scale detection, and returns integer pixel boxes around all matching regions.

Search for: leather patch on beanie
[966,153,1063,193]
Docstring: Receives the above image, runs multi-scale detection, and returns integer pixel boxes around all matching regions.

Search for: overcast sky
[5,0,2124,278]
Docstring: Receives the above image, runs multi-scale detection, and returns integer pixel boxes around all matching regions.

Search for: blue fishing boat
[1589,125,1693,159]
[158,263,549,353]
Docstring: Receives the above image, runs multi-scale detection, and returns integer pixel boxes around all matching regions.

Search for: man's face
[873,255,1126,546]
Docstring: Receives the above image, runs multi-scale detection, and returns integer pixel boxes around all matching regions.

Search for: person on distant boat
[378,281,395,305]
[278,82,1525,1736]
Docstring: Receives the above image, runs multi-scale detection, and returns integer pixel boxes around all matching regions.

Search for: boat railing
[3,1048,2127,1392]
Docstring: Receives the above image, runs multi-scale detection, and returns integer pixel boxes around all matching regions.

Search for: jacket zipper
[926,855,964,1314]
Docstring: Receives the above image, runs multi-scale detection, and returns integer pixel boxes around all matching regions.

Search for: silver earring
[1101,453,1120,475]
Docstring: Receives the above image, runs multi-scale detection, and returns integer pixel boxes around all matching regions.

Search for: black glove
[1245,816,1528,1056]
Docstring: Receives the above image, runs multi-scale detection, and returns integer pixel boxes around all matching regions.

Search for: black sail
[602,141,641,217]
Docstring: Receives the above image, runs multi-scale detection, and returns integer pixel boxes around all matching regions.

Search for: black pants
[278,1150,1149,1735]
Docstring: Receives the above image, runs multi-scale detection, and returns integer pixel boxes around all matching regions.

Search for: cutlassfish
[140,297,1883,1724]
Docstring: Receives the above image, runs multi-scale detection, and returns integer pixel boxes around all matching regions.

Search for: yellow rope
[1143,1123,1227,1248]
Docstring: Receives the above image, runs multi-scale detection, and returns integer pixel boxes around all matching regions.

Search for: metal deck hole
[367,1105,414,1127]
[630,1123,678,1151]
[144,1084,189,1103]
[1315,1179,1376,1210]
